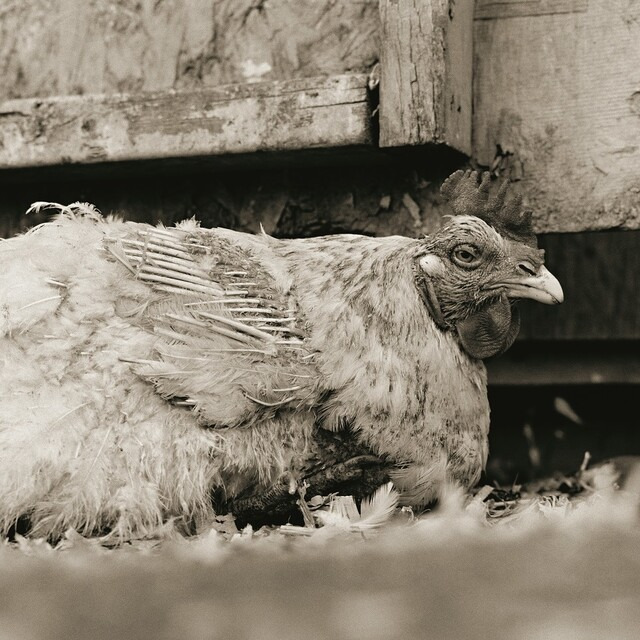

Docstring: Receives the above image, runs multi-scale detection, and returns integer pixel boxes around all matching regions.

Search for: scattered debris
[378,194,392,210]
[554,396,585,425]
[401,193,422,227]
[3,454,638,554]
[522,423,541,469]
[367,62,380,91]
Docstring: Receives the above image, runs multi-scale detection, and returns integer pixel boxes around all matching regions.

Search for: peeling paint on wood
[0,75,373,169]
[1,0,638,236]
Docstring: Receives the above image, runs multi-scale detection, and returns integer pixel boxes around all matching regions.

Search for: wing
[105,221,317,428]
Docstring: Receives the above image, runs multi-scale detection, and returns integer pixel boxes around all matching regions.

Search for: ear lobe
[415,255,447,329]
[418,255,445,277]
[456,296,521,359]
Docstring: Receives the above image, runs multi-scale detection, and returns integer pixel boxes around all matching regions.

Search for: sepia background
[2,0,638,483]
[1,1,640,638]
[0,0,640,481]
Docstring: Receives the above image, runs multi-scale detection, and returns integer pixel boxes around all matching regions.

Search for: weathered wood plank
[474,0,640,231]
[0,0,380,100]
[0,75,373,169]
[378,0,473,153]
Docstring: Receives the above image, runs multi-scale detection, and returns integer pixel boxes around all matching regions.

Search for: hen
[0,170,562,539]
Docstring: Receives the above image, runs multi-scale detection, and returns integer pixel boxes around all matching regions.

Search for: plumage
[0,171,563,540]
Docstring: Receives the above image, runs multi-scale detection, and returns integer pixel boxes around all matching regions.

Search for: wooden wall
[474,0,640,232]
[2,0,639,234]
[520,232,640,341]
[0,0,379,99]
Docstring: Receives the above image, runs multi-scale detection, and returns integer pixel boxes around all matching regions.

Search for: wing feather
[107,223,317,428]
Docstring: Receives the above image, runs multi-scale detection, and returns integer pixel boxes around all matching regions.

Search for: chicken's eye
[452,244,482,268]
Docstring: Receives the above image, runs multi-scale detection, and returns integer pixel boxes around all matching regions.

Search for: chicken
[0,170,563,540]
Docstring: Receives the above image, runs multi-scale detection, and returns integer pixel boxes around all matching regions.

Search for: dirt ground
[2,465,640,640]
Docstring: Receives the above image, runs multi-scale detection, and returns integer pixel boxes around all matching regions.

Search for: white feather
[314,483,400,532]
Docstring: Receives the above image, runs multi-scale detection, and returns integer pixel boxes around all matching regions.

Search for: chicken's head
[414,170,563,359]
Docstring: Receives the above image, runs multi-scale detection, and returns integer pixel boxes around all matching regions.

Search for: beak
[500,265,564,305]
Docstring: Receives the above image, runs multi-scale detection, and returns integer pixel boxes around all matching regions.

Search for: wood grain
[0,75,373,169]
[475,0,588,20]
[0,0,380,100]
[474,0,640,232]
[378,0,473,153]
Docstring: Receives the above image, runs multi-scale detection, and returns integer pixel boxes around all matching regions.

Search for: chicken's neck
[273,234,490,502]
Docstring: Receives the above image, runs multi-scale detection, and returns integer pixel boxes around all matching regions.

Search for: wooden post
[378,0,473,154]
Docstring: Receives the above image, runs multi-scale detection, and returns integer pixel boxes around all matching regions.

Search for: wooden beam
[0,74,373,170]
[378,0,473,154]
[474,0,640,232]
[487,342,640,385]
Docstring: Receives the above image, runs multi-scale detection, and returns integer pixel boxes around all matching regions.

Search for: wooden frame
[0,1,475,170]
[473,0,640,232]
